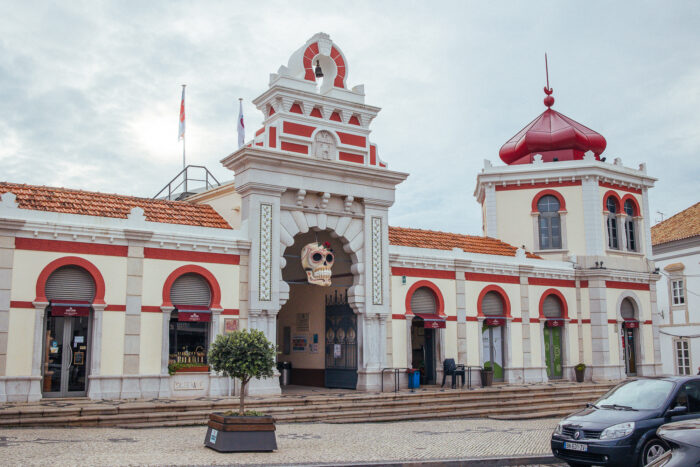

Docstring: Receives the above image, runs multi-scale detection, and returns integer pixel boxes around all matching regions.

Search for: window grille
[672,280,685,305]
[675,339,691,375]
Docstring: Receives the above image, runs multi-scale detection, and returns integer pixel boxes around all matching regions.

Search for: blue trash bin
[407,369,420,389]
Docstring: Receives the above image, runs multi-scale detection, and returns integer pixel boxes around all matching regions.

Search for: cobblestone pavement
[0,417,561,466]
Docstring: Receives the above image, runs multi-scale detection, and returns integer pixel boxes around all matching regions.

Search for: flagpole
[182,84,187,171]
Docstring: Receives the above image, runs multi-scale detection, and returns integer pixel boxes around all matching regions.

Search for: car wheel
[640,438,668,466]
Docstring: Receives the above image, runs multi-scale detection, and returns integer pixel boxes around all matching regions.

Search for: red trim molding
[608,319,618,324]
[531,189,567,212]
[477,285,511,318]
[392,267,455,280]
[603,190,623,213]
[16,238,128,257]
[581,318,591,324]
[580,281,589,288]
[605,281,650,291]
[621,194,640,216]
[446,316,457,321]
[339,152,364,164]
[10,301,35,309]
[283,121,315,137]
[105,304,126,311]
[162,265,222,309]
[144,248,240,265]
[466,316,478,322]
[222,309,239,315]
[538,288,569,320]
[495,180,581,192]
[643,320,652,325]
[529,277,576,288]
[405,280,446,317]
[465,272,519,284]
[599,181,642,195]
[35,256,106,304]
[281,141,308,154]
[141,306,162,313]
[392,314,406,320]
[336,131,366,147]
[269,126,277,148]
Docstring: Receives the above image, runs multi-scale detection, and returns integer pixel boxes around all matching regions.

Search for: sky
[1,0,699,235]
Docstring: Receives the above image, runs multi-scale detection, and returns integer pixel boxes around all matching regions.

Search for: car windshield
[596,379,675,410]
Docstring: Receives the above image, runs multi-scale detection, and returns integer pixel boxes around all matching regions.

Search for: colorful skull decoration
[301,241,334,286]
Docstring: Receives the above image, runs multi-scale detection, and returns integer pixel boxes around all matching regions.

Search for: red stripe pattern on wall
[391,267,456,280]
[283,121,315,137]
[15,238,128,257]
[336,131,366,147]
[144,248,240,265]
[495,180,582,192]
[598,181,642,195]
[339,152,364,164]
[605,281,650,291]
[465,272,519,284]
[281,141,308,154]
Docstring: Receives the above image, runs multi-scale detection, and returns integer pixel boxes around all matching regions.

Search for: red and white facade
[0,33,663,402]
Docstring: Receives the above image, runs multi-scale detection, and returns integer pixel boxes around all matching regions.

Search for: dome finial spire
[543,53,554,108]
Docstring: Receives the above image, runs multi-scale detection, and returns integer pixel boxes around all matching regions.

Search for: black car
[551,376,700,466]
[647,419,700,467]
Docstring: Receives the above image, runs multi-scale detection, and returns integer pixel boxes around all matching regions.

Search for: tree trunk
[239,379,248,415]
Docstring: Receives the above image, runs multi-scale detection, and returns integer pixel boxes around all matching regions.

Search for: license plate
[564,442,587,452]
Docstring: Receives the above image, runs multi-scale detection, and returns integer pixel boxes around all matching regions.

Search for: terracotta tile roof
[652,201,700,246]
[389,226,541,259]
[0,182,231,229]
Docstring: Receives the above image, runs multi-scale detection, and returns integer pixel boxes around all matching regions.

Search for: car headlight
[600,421,635,440]
[554,422,564,435]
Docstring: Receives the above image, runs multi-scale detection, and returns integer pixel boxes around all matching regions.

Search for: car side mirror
[666,405,688,417]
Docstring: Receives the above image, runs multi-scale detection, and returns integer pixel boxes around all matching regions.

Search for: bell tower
[222,33,408,393]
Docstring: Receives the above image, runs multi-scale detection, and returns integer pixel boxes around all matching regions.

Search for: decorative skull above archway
[301,241,334,286]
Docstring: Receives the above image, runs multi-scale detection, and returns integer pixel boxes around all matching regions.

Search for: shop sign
[414,313,446,329]
[545,319,564,327]
[623,320,639,329]
[224,318,238,333]
[51,301,90,317]
[178,311,211,322]
[484,318,505,327]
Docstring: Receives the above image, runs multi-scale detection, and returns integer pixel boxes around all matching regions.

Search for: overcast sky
[1,1,699,235]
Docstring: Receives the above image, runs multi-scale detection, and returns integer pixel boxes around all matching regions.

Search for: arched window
[542,294,563,318]
[482,291,505,316]
[45,266,96,303]
[169,273,213,368]
[410,287,437,314]
[606,196,619,249]
[621,297,636,321]
[537,195,561,249]
[624,199,637,251]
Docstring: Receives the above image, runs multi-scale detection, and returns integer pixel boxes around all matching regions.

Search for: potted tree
[480,362,494,387]
[574,363,586,383]
[204,329,277,452]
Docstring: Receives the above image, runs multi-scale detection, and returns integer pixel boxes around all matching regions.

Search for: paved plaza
[0,417,560,466]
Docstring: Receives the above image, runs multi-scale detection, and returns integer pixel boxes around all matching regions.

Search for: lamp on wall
[315,60,324,78]
[402,275,407,285]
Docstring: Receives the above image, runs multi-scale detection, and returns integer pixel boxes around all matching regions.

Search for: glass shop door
[43,315,90,397]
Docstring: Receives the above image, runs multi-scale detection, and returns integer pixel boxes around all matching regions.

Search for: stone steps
[0,382,613,428]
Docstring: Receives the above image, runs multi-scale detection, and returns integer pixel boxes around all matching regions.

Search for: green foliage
[167,362,209,375]
[483,361,493,371]
[208,329,276,384]
[575,363,586,371]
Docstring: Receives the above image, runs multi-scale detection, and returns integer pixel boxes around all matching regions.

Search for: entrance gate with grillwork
[325,291,358,389]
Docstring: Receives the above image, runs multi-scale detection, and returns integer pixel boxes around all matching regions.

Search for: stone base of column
[246,375,281,396]
[0,376,42,402]
[356,369,382,392]
[505,367,525,384]
[637,363,659,377]
[158,374,171,398]
[120,375,143,399]
[590,364,626,381]
[522,366,548,384]
[209,374,235,397]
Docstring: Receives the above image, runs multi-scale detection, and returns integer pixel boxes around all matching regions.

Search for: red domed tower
[498,81,606,165]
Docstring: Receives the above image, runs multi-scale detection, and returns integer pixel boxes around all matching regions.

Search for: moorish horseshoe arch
[277,209,365,315]
[615,290,647,369]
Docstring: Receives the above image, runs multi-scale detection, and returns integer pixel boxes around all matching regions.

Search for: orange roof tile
[651,201,700,246]
[0,182,231,229]
[389,226,541,258]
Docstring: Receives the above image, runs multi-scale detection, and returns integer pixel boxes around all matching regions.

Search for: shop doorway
[411,318,436,385]
[621,297,638,376]
[324,292,357,389]
[543,325,563,379]
[482,324,504,381]
[42,265,96,397]
[43,314,90,396]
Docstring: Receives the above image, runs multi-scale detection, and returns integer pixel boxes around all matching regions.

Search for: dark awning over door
[50,300,91,317]
[413,313,446,329]
[175,305,211,322]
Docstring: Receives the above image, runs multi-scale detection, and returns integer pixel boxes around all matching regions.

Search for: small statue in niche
[301,241,334,286]
[314,130,335,160]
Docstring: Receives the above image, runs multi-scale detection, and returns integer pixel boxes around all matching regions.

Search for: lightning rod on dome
[544,53,554,108]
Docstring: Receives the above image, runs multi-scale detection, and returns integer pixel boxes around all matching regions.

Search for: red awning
[545,319,564,327]
[175,305,211,322]
[413,313,446,329]
[50,301,91,317]
[623,320,639,329]
[484,318,505,327]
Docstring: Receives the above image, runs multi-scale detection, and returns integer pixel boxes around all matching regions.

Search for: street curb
[221,455,561,467]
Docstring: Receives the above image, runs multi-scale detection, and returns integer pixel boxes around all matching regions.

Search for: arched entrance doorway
[168,273,213,368]
[480,289,507,382]
[277,230,358,389]
[541,293,565,380]
[42,265,95,397]
[621,297,639,376]
[409,286,444,385]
